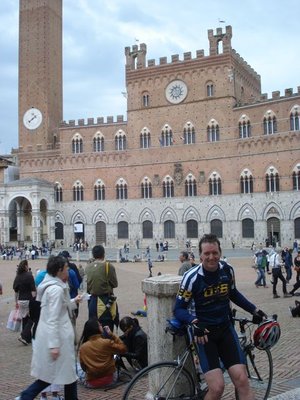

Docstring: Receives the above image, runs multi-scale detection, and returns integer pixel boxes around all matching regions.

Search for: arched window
[55,222,64,240]
[240,169,253,194]
[163,176,174,198]
[116,178,128,199]
[242,219,254,238]
[183,122,195,144]
[209,172,222,195]
[186,219,198,238]
[164,220,175,238]
[185,174,197,196]
[94,180,105,200]
[290,106,300,131]
[265,167,280,192]
[292,164,300,190]
[207,82,214,97]
[115,130,127,150]
[263,111,277,135]
[93,132,104,152]
[143,220,153,239]
[160,124,173,147]
[73,181,84,201]
[295,217,300,238]
[54,183,63,202]
[72,134,83,154]
[140,127,151,149]
[211,219,223,238]
[207,119,220,142]
[118,221,128,239]
[142,93,150,107]
[238,115,251,138]
[141,177,152,199]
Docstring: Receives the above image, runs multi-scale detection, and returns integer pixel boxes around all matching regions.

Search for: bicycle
[122,311,276,400]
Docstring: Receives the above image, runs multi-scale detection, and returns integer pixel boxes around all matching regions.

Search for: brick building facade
[0,0,299,249]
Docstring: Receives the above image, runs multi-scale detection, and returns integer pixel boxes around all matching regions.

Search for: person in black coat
[119,316,148,370]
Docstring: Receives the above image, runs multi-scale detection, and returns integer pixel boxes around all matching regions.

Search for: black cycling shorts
[197,322,245,374]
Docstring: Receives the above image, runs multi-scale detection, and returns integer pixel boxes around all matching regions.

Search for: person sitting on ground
[131,295,147,317]
[78,317,127,388]
[119,316,148,370]
[289,300,300,317]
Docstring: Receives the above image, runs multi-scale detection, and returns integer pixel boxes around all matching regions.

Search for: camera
[106,295,117,309]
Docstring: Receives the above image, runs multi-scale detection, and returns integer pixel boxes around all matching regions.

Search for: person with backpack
[86,245,118,331]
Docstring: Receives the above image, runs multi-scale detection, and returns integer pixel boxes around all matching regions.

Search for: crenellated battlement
[240,86,300,106]
[231,49,260,81]
[60,115,126,128]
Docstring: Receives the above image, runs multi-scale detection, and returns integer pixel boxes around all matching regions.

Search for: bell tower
[18,0,63,151]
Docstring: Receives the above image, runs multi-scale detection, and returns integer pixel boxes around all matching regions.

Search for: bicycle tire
[235,346,273,400]
[122,361,196,400]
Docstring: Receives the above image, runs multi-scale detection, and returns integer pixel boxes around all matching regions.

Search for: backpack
[256,254,263,267]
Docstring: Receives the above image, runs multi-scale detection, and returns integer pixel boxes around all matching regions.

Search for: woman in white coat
[15,255,82,400]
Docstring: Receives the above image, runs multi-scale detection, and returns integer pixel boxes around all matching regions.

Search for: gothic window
[207,119,220,142]
[73,181,84,201]
[295,218,300,238]
[163,176,174,198]
[93,132,104,152]
[116,178,128,199]
[207,83,214,97]
[72,134,83,154]
[242,219,254,238]
[290,106,300,131]
[240,169,253,194]
[164,220,175,238]
[238,115,251,138]
[140,127,151,149]
[185,174,197,196]
[118,221,128,239]
[211,219,223,238]
[263,111,277,135]
[265,167,280,192]
[183,122,195,144]
[115,130,127,150]
[142,93,150,107]
[55,222,64,240]
[209,172,222,195]
[143,220,153,239]
[94,180,105,200]
[160,124,173,147]
[292,164,300,190]
[54,183,63,202]
[186,219,198,238]
[141,177,152,199]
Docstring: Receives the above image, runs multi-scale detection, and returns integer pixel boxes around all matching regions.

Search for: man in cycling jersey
[174,233,266,400]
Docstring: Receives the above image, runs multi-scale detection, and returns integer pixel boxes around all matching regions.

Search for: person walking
[284,248,293,283]
[13,260,36,345]
[174,233,268,400]
[254,250,268,288]
[269,248,292,298]
[86,245,118,331]
[15,255,82,400]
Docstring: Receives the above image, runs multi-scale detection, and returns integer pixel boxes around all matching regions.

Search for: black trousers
[272,268,287,295]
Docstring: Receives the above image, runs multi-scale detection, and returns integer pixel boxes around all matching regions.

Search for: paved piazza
[0,252,299,399]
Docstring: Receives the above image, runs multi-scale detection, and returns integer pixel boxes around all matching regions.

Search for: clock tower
[19,0,63,151]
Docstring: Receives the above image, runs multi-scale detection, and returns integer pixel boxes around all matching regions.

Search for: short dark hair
[120,316,139,332]
[17,259,28,275]
[199,233,221,254]
[47,255,67,277]
[180,251,189,260]
[92,245,105,259]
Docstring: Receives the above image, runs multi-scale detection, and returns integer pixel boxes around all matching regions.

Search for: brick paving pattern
[0,254,299,399]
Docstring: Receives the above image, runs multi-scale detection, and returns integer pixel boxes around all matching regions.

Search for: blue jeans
[255,267,266,286]
[20,379,77,400]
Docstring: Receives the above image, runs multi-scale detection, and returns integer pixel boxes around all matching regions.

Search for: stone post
[142,274,185,364]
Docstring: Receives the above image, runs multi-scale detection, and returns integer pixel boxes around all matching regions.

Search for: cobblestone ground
[0,255,299,399]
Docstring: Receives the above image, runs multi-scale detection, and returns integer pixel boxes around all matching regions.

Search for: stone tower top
[208,25,232,56]
[125,43,147,71]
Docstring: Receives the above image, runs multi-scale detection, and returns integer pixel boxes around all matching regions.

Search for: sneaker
[273,294,280,299]
[18,336,29,346]
[284,293,293,298]
[295,300,300,307]
[289,291,295,296]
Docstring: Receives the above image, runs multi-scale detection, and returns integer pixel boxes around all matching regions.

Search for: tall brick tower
[18,0,62,152]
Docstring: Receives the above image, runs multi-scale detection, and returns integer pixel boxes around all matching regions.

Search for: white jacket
[31,274,77,384]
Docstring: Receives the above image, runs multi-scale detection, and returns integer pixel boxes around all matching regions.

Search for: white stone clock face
[23,108,43,130]
[165,80,188,104]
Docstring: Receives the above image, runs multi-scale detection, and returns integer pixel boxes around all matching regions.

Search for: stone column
[31,209,41,247]
[142,274,185,364]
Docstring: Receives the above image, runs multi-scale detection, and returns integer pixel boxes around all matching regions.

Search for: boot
[273,294,280,299]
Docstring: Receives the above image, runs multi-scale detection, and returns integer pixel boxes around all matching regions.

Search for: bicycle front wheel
[122,361,196,400]
[236,346,273,400]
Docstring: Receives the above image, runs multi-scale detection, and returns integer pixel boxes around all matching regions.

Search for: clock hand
[28,115,37,123]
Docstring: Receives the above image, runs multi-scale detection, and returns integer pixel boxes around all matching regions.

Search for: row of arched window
[54,167,300,202]
[71,107,300,153]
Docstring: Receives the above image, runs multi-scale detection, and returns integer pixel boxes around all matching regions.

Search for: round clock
[23,108,43,130]
[165,80,188,104]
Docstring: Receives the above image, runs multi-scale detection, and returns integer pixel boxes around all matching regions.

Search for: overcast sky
[0,0,299,154]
